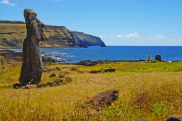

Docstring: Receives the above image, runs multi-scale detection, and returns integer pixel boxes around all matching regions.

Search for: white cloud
[153,35,165,39]
[0,0,16,6]
[98,35,106,38]
[117,32,139,38]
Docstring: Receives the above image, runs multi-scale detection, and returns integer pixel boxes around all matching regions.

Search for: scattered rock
[82,89,119,109]
[64,77,72,83]
[90,70,102,74]
[46,82,54,87]
[59,73,65,78]
[89,68,115,74]
[57,59,71,63]
[43,67,52,72]
[55,67,61,71]
[103,68,115,72]
[37,79,63,88]
[63,71,70,75]
[53,79,63,85]
[166,114,182,121]
[13,77,71,89]
[155,55,162,61]
[77,60,97,66]
[70,67,78,71]
[0,50,57,64]
[37,84,47,88]
[78,71,84,73]
[0,50,22,62]
[13,83,22,89]
[42,56,57,63]
[49,73,56,78]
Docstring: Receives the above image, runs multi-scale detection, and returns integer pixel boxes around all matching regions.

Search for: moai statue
[155,55,162,62]
[19,9,45,85]
[146,55,151,62]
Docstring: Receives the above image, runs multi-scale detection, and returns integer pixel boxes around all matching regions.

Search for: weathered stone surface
[46,82,54,87]
[59,73,65,78]
[49,73,56,78]
[155,55,162,61]
[166,114,182,121]
[103,68,115,72]
[42,67,52,72]
[77,60,97,66]
[13,77,71,89]
[89,70,102,74]
[46,79,65,87]
[13,83,22,89]
[53,79,63,86]
[42,56,56,63]
[89,68,115,74]
[37,83,47,88]
[19,9,45,85]
[82,89,119,109]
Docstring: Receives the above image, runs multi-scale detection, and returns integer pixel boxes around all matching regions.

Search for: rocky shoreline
[0,49,180,65]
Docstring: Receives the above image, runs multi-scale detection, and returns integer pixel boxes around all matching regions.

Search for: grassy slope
[0,23,75,48]
[0,24,26,47]
[0,61,182,120]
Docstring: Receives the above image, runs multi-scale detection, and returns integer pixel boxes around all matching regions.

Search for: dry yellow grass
[0,61,181,121]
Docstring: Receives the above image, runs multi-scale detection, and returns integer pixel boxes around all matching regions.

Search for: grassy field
[0,61,182,121]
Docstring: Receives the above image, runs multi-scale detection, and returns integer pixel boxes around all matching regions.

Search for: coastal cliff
[72,31,106,47]
[0,21,106,48]
[41,25,76,48]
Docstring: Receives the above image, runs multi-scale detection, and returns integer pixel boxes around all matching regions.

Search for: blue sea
[10,46,182,63]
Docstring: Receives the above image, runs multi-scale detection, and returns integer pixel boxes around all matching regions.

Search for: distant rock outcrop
[0,20,25,24]
[71,31,106,47]
[0,21,106,48]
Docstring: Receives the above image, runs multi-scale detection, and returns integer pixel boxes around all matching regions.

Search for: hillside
[0,22,106,48]
[71,31,106,47]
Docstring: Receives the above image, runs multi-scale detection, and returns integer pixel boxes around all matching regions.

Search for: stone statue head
[24,9,45,41]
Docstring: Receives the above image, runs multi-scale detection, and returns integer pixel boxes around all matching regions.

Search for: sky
[0,0,182,46]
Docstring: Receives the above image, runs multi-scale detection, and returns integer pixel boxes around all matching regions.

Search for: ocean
[10,46,182,63]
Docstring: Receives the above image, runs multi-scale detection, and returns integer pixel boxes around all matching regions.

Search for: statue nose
[36,17,45,27]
